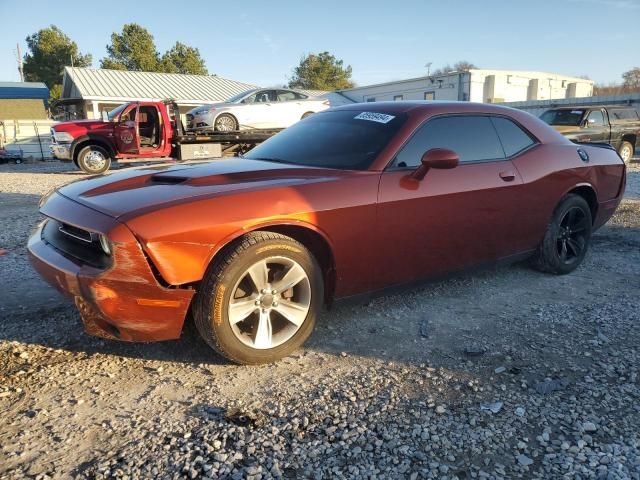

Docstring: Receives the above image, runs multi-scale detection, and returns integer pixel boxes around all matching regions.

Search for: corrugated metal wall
[0,120,56,161]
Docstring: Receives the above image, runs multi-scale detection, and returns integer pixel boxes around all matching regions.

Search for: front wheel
[214,114,238,132]
[193,232,323,364]
[618,140,634,164]
[76,145,111,174]
[533,194,592,275]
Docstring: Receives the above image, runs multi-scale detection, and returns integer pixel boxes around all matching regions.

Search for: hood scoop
[149,175,189,185]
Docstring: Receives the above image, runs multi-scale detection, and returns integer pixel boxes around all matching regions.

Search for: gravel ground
[1,161,639,480]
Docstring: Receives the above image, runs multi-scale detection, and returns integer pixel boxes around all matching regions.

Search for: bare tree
[431,61,477,76]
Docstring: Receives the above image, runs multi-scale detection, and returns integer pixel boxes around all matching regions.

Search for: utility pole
[16,43,24,82]
[425,62,432,77]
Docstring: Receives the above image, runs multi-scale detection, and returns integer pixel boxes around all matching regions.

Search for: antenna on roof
[16,43,24,82]
[425,62,432,77]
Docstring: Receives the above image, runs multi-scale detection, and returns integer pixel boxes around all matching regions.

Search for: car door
[275,90,303,126]
[580,109,609,144]
[231,90,269,128]
[114,104,139,155]
[375,115,525,289]
[247,90,279,128]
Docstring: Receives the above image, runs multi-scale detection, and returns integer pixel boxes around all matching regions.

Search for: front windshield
[226,89,256,103]
[540,109,585,126]
[243,110,408,170]
[107,104,128,122]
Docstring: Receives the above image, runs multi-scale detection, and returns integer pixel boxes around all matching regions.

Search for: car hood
[189,103,233,115]
[53,120,113,135]
[55,158,347,220]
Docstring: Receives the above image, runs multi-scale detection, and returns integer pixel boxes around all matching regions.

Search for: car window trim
[384,112,540,171]
[587,109,605,126]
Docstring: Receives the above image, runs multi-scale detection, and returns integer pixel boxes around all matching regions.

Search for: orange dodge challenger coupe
[29,102,626,364]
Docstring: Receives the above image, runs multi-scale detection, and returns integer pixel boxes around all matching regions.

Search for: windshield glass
[540,109,585,126]
[107,104,128,122]
[226,89,256,103]
[243,110,407,170]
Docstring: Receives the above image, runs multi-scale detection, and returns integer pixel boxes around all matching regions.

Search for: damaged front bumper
[27,192,195,342]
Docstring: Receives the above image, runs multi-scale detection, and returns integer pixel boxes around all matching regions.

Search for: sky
[0,0,638,88]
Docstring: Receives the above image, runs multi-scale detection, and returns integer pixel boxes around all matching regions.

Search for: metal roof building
[0,82,49,119]
[59,67,258,119]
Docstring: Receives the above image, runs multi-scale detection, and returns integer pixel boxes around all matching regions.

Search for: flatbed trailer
[50,100,283,174]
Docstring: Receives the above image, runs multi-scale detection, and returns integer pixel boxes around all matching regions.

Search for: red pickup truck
[50,101,279,174]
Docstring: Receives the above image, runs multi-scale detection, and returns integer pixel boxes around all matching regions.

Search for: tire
[193,231,323,364]
[76,145,111,174]
[301,112,314,119]
[214,114,238,132]
[618,140,634,164]
[533,194,592,275]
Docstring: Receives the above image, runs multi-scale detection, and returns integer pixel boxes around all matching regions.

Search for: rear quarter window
[490,117,536,157]
[609,108,640,123]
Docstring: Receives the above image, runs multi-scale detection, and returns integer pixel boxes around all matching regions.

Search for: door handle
[499,171,516,182]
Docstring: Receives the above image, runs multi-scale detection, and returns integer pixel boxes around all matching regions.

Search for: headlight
[53,131,74,143]
[98,234,112,255]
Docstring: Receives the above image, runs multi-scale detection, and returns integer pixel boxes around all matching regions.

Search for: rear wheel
[76,145,111,174]
[193,232,323,364]
[214,114,238,132]
[301,112,314,119]
[533,194,592,275]
[618,140,634,163]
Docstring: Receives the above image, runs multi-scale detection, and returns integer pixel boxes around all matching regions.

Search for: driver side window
[587,110,605,126]
[393,115,505,168]
[120,107,137,122]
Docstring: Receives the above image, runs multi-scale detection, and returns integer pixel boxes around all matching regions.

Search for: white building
[337,69,593,104]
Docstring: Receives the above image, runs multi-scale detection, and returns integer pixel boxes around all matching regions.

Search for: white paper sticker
[354,112,395,124]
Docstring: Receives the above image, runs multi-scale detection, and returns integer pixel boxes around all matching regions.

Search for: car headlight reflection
[98,234,112,255]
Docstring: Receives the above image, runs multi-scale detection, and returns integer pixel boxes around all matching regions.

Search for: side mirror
[411,148,459,180]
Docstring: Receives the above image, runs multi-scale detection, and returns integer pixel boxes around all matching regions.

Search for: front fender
[70,135,116,161]
[142,219,334,287]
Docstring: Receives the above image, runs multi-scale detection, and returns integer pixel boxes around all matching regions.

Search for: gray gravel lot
[1,161,639,479]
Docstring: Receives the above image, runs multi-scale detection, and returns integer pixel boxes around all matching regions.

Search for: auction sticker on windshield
[354,112,396,124]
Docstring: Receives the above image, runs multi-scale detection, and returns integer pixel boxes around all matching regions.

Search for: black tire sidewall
[199,236,323,364]
[77,145,111,174]
[538,195,592,274]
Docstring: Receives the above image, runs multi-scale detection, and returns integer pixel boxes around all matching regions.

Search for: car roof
[332,101,527,116]
[545,105,635,110]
